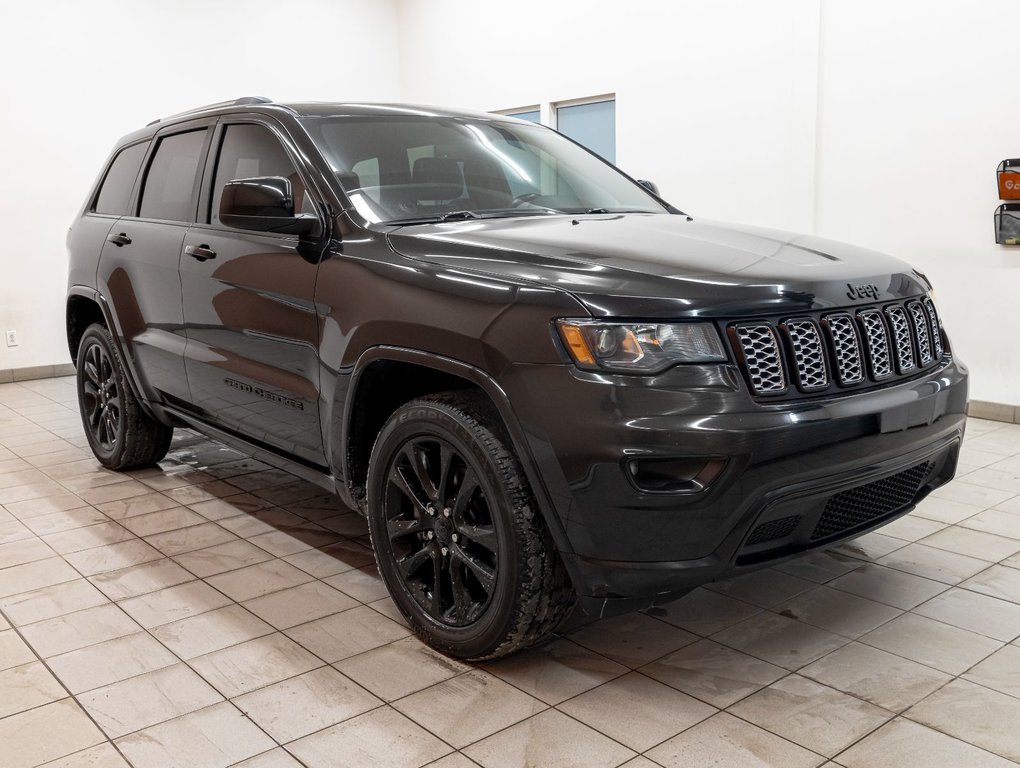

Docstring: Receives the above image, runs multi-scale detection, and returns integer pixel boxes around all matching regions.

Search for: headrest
[412,157,463,201]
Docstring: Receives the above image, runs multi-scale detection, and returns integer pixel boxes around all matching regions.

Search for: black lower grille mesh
[810,461,932,541]
[746,515,802,546]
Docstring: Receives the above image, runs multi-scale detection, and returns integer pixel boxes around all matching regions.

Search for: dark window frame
[135,123,214,224]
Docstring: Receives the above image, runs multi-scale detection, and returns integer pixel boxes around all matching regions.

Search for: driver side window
[210,124,316,225]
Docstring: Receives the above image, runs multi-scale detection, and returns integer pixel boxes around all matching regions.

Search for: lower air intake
[810,461,932,541]
[746,515,802,546]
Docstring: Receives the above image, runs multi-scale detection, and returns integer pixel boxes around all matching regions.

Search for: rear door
[97,123,213,404]
[179,117,325,464]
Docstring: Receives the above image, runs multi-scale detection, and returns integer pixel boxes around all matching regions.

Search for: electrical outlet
[5,330,17,347]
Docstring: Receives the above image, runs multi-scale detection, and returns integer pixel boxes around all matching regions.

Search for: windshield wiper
[384,210,480,226]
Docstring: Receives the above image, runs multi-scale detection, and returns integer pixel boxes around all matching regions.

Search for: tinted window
[211,124,314,223]
[94,142,147,215]
[139,130,207,222]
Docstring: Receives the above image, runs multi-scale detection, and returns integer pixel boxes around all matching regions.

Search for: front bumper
[501,356,968,613]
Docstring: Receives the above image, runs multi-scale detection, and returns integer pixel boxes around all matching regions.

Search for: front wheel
[366,392,574,661]
[76,323,173,470]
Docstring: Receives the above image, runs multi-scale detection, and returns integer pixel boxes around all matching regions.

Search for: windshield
[299,115,668,224]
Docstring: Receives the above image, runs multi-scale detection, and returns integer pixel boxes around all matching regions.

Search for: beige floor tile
[879,541,992,584]
[0,556,79,597]
[832,530,908,561]
[283,539,375,577]
[711,611,848,670]
[231,749,305,768]
[366,595,410,627]
[425,754,482,768]
[394,670,546,749]
[961,508,1020,540]
[0,660,66,717]
[234,666,381,743]
[287,706,451,768]
[97,492,180,520]
[323,565,391,603]
[190,632,321,698]
[42,742,132,767]
[172,539,274,577]
[63,539,162,576]
[0,698,106,768]
[163,480,249,506]
[0,518,33,545]
[21,602,139,657]
[912,496,984,524]
[89,557,194,601]
[646,711,821,768]
[706,569,815,608]
[0,577,109,625]
[566,612,697,668]
[730,674,891,756]
[931,479,1014,507]
[120,507,205,537]
[485,637,627,704]
[652,587,762,637]
[115,701,276,768]
[42,521,135,554]
[22,506,109,536]
[879,514,947,542]
[335,635,472,702]
[285,605,410,662]
[964,467,1020,495]
[913,587,1020,641]
[919,525,1020,561]
[243,580,358,629]
[773,549,864,583]
[78,480,154,506]
[640,638,785,708]
[206,558,313,602]
[151,604,273,660]
[215,506,307,538]
[800,641,951,712]
[962,563,1020,603]
[838,717,1015,768]
[962,643,1020,698]
[830,563,947,609]
[774,585,902,638]
[465,709,635,768]
[186,493,273,521]
[246,526,340,558]
[860,613,1002,675]
[906,679,1020,762]
[48,631,178,693]
[78,663,224,738]
[119,580,232,628]
[561,671,715,752]
[145,522,238,557]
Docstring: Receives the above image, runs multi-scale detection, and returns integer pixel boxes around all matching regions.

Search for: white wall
[814,0,1020,406]
[0,0,401,371]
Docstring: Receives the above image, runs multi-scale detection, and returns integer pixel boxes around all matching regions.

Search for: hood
[385,213,929,318]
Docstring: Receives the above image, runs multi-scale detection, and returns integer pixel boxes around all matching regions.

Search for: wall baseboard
[0,363,75,384]
[966,400,1020,425]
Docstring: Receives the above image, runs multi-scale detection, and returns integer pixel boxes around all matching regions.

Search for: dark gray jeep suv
[66,97,968,659]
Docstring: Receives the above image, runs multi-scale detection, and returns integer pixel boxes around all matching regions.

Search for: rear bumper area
[502,357,968,611]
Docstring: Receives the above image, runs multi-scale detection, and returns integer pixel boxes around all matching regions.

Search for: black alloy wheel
[80,339,121,452]
[384,435,499,627]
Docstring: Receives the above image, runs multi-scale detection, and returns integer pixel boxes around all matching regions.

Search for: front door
[179,120,324,464]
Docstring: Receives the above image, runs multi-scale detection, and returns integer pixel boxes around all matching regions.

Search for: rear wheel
[366,392,575,661]
[76,323,173,470]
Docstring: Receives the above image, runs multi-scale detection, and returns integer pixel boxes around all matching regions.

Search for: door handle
[107,232,132,247]
[185,244,217,262]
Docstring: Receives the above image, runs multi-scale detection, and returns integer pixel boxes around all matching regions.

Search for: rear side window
[139,129,208,222]
[94,143,147,215]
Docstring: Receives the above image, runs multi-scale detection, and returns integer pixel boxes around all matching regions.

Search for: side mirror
[637,179,660,196]
[219,176,318,236]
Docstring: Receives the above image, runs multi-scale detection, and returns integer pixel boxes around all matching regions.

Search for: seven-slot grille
[732,297,945,397]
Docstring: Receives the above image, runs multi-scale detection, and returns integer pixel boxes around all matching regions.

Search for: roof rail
[147,96,276,126]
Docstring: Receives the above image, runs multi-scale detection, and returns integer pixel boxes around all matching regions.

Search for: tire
[366,391,575,661]
[76,323,173,470]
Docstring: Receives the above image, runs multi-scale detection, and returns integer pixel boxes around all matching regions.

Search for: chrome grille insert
[858,310,893,379]
[734,324,785,395]
[885,306,916,373]
[908,301,932,365]
[824,313,865,385]
[781,319,828,391]
[923,297,944,359]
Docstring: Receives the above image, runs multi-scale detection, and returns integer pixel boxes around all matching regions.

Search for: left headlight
[555,319,727,373]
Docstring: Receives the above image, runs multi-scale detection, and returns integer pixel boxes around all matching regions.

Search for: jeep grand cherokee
[66,97,968,659]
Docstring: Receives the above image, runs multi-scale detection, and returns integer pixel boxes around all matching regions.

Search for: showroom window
[506,108,540,123]
[211,123,314,223]
[556,99,616,164]
[138,129,208,222]
[94,142,147,216]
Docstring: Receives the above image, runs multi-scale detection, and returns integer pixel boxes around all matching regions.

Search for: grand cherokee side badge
[224,378,304,410]
[846,282,880,301]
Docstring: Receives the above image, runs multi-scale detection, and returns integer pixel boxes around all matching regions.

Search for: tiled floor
[0,377,1019,768]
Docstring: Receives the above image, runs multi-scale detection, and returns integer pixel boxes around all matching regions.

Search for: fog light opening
[627,457,726,494]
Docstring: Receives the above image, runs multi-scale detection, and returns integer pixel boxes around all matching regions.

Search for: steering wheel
[510,192,541,208]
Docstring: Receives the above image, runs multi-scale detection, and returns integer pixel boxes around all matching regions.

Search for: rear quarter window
[94,142,148,216]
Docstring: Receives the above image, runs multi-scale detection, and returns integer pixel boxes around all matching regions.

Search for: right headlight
[556,319,727,373]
